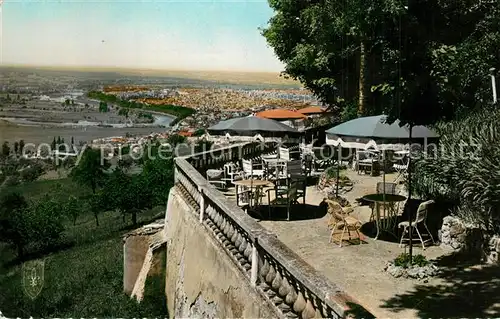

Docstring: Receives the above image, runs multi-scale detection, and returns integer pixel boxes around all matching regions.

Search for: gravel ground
[256,171,452,318]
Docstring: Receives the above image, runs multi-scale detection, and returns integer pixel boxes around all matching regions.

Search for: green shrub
[393,253,429,268]
[412,105,500,234]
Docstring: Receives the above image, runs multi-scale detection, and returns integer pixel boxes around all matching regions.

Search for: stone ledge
[122,219,165,241]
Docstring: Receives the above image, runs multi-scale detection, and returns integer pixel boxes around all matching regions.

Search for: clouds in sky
[1,1,284,72]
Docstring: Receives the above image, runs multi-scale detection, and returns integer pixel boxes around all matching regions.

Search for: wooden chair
[369,182,398,221]
[286,159,303,177]
[325,199,362,247]
[242,159,264,179]
[267,181,300,220]
[279,146,291,161]
[290,176,306,205]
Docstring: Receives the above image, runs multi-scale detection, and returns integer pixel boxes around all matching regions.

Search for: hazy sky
[1,0,284,72]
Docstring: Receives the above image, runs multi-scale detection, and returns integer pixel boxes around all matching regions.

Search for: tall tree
[1,142,10,158]
[263,0,500,120]
[19,140,25,154]
[70,148,109,194]
[103,168,153,225]
[0,192,29,258]
[262,0,406,116]
[13,142,19,155]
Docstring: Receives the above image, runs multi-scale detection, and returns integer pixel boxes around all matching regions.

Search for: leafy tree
[167,134,187,147]
[118,155,133,170]
[70,148,109,194]
[30,196,65,248]
[1,141,10,158]
[0,192,29,257]
[71,137,75,145]
[118,108,129,118]
[89,194,103,227]
[20,164,44,182]
[141,145,175,207]
[0,193,64,258]
[14,141,19,154]
[263,0,500,120]
[99,101,109,113]
[65,195,80,226]
[193,129,206,137]
[65,98,70,106]
[103,168,153,225]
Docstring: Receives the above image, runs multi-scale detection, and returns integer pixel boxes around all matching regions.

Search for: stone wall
[123,220,165,296]
[440,216,467,250]
[486,236,500,264]
[164,187,280,318]
[440,215,500,264]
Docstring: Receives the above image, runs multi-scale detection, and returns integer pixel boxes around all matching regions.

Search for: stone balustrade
[174,142,372,318]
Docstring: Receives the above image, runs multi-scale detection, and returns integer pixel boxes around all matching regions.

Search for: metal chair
[393,155,409,184]
[398,200,435,249]
[223,162,244,186]
[206,169,226,190]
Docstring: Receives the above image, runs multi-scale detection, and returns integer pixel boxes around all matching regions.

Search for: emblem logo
[22,259,45,300]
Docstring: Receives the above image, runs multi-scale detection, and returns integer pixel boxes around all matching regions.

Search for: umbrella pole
[407,124,413,266]
[336,145,341,198]
[383,150,386,228]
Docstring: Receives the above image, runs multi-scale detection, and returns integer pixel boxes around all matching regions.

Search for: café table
[233,179,274,209]
[362,193,406,240]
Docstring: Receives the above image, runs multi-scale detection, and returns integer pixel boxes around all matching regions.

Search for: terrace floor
[224,170,500,318]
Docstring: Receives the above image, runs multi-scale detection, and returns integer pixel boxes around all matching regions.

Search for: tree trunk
[94,212,99,227]
[358,40,366,117]
[132,211,137,226]
[17,244,24,260]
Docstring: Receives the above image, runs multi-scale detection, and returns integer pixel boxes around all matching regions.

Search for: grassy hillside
[0,179,168,317]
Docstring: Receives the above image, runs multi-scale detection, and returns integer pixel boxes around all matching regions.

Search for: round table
[362,194,406,240]
[233,179,274,208]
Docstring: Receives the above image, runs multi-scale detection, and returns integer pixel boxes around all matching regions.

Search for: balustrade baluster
[198,186,204,223]
[293,288,307,315]
[265,262,277,298]
[303,297,317,319]
[250,243,258,287]
[271,267,283,305]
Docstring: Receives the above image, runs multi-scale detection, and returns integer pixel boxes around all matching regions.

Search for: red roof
[256,109,307,120]
[178,131,193,137]
[297,106,326,115]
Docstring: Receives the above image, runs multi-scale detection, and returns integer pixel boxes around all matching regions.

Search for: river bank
[0,120,168,145]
